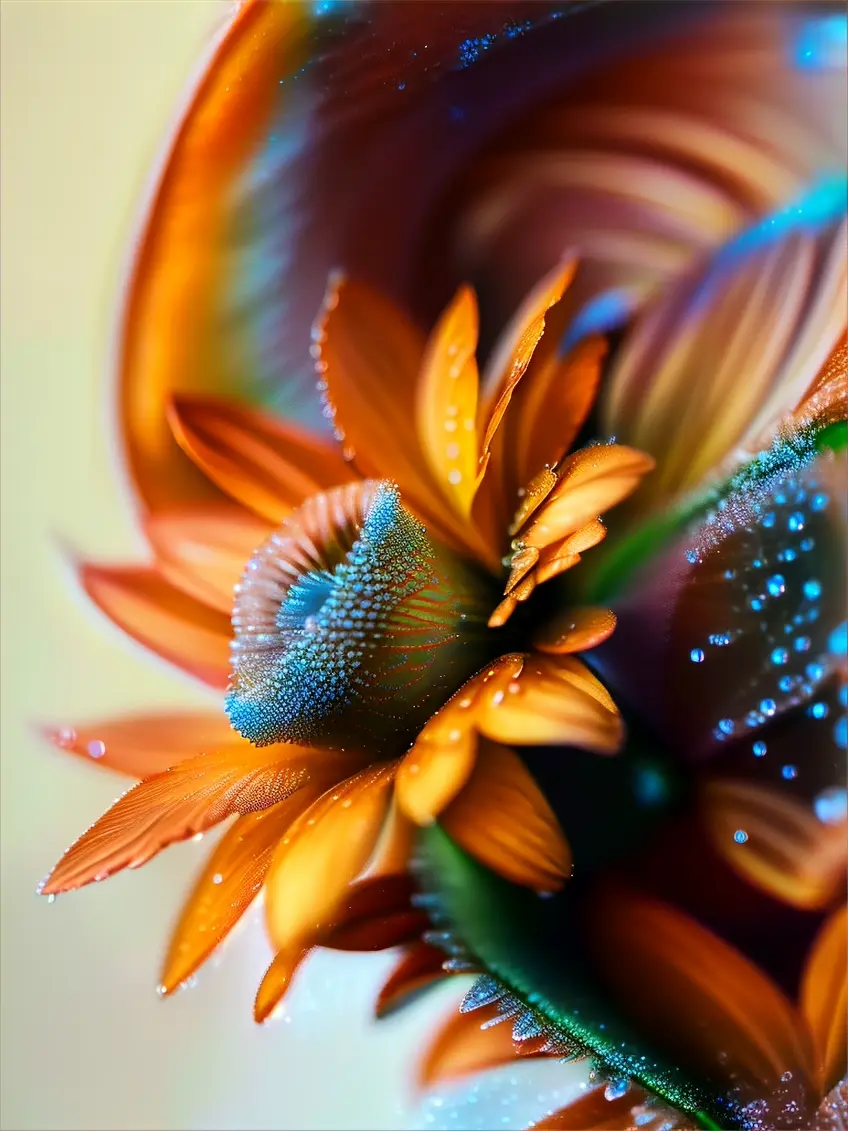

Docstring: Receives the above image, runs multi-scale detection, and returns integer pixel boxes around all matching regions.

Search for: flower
[42,3,847,1131]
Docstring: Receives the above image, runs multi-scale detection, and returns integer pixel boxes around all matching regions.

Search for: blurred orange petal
[147,502,271,613]
[43,711,237,778]
[80,564,231,688]
[534,607,617,655]
[587,885,816,1093]
[604,208,845,500]
[160,792,319,995]
[324,873,428,953]
[416,285,481,515]
[41,744,322,895]
[168,395,353,525]
[376,942,449,1019]
[119,0,307,511]
[418,1004,523,1089]
[264,763,396,952]
[254,945,310,1024]
[702,780,847,910]
[533,1087,649,1130]
[801,906,847,1094]
[442,740,571,892]
[476,654,622,754]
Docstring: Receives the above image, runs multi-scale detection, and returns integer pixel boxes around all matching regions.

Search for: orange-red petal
[375,942,450,1019]
[701,779,847,910]
[800,906,847,1094]
[586,885,816,1094]
[40,744,324,895]
[147,502,272,613]
[441,740,571,892]
[159,793,317,995]
[254,946,311,1024]
[324,873,428,953]
[418,1004,523,1089]
[80,564,231,688]
[264,763,396,952]
[43,711,238,778]
[168,395,353,525]
[533,1087,650,1131]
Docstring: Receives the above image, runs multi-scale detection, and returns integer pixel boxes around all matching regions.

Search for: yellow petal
[442,740,571,892]
[395,711,479,827]
[264,763,396,952]
[475,653,623,754]
[534,607,617,654]
[701,779,847,910]
[800,906,847,1094]
[416,286,481,514]
[168,395,353,525]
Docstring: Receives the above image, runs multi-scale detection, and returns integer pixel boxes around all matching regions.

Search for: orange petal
[800,906,847,1094]
[418,1004,523,1089]
[395,706,480,827]
[160,792,319,995]
[40,744,326,895]
[376,942,449,1018]
[441,740,571,892]
[80,564,231,688]
[264,763,396,952]
[147,502,272,613]
[254,945,311,1024]
[118,0,308,513]
[513,333,607,490]
[533,607,617,655]
[479,257,577,470]
[416,286,482,514]
[475,654,623,754]
[586,885,816,1094]
[168,396,353,525]
[43,711,237,778]
[365,799,417,877]
[521,445,655,550]
[701,779,847,910]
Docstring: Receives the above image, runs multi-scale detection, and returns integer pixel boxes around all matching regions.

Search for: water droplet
[192,833,204,842]
[87,739,106,759]
[803,579,822,601]
[760,699,777,717]
[808,701,828,719]
[604,1079,630,1102]
[753,741,767,757]
[770,647,790,666]
[766,574,786,597]
[787,512,806,532]
[717,718,735,736]
[734,829,749,844]
[781,1071,793,1083]
[212,873,223,885]
[56,727,77,748]
[782,764,798,780]
[46,893,56,904]
[811,492,829,511]
[690,648,705,663]
[814,787,847,825]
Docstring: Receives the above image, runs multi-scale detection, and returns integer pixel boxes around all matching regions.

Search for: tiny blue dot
[718,718,735,736]
[808,702,828,719]
[794,636,811,652]
[770,647,790,666]
[806,662,825,682]
[752,740,767,757]
[766,574,786,597]
[782,764,798,780]
[803,579,822,601]
[760,698,777,716]
[734,829,749,844]
[778,676,794,692]
[788,512,806,532]
[835,716,847,750]
[690,648,705,663]
[801,537,816,552]
[762,512,776,529]
[811,493,829,512]
[829,622,847,657]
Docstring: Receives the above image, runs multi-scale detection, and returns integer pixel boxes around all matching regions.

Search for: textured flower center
[226,480,498,753]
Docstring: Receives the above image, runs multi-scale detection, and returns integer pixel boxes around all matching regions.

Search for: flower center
[226,481,498,753]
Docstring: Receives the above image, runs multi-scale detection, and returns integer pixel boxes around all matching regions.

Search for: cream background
[0,4,582,1129]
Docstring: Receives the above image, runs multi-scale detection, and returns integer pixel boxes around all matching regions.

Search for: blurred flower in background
[34,3,847,1130]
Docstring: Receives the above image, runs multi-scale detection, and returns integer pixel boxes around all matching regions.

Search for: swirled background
[0,3,585,1128]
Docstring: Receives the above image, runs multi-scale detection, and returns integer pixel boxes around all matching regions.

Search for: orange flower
[42,264,649,1023]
